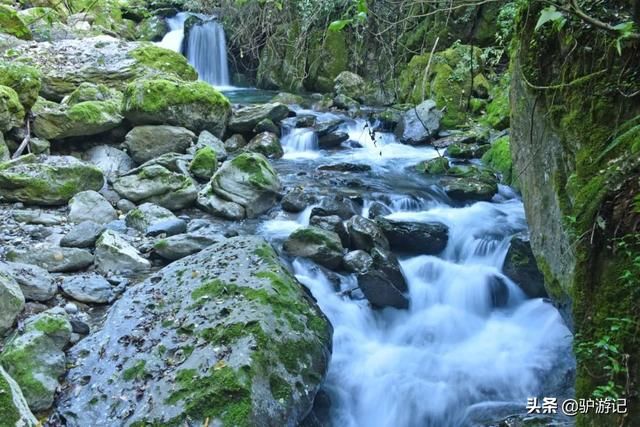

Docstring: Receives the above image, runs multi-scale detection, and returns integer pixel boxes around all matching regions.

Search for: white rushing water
[259,129,573,426]
[157,12,231,87]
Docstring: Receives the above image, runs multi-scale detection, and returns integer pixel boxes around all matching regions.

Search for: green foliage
[328,0,367,32]
[0,5,32,40]
[535,6,566,31]
[612,21,637,55]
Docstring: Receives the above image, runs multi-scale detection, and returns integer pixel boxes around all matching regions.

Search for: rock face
[0,310,72,412]
[0,366,38,427]
[113,165,197,211]
[0,154,103,206]
[376,217,449,254]
[394,100,442,145]
[3,37,197,100]
[124,125,196,164]
[284,226,344,270]
[0,271,24,333]
[211,153,281,218]
[56,236,332,427]
[68,190,117,225]
[122,78,231,137]
[229,102,289,133]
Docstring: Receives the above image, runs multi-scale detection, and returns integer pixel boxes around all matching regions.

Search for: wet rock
[0,154,103,206]
[196,183,246,220]
[345,215,390,252]
[153,233,223,261]
[295,114,316,128]
[376,217,448,254]
[282,187,315,213]
[313,119,342,137]
[503,236,547,298]
[343,250,373,274]
[12,209,64,225]
[253,117,280,135]
[358,269,409,309]
[445,142,490,159]
[113,165,197,211]
[83,145,135,182]
[284,226,344,270]
[0,271,24,333]
[272,92,305,105]
[188,130,227,161]
[6,247,93,273]
[125,203,186,237]
[0,261,55,302]
[68,190,117,224]
[367,201,392,218]
[441,177,498,202]
[333,94,359,111]
[124,125,196,164]
[224,133,247,152]
[333,71,366,101]
[60,273,114,304]
[395,100,443,145]
[211,153,281,218]
[56,236,331,427]
[95,230,150,274]
[229,102,289,133]
[415,157,450,174]
[309,214,349,246]
[318,162,371,173]
[243,131,283,159]
[60,220,105,248]
[488,275,509,308]
[310,194,359,220]
[369,248,408,292]
[0,309,71,411]
[317,131,348,149]
[69,319,90,335]
[0,366,38,427]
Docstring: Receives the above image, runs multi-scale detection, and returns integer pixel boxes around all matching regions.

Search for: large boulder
[188,145,217,180]
[243,132,284,159]
[0,60,41,110]
[68,190,117,224]
[440,165,499,202]
[94,230,150,274]
[503,236,547,298]
[375,217,449,254]
[60,273,114,304]
[0,310,72,412]
[196,183,246,220]
[3,38,197,101]
[188,130,227,161]
[122,78,231,137]
[310,194,359,220]
[0,85,24,132]
[0,5,31,40]
[345,215,389,252]
[211,153,281,218]
[356,248,409,309]
[113,165,197,211]
[83,145,135,182]
[0,366,38,427]
[333,71,366,101]
[284,226,344,270]
[32,98,123,140]
[0,261,56,302]
[445,142,491,159]
[0,271,24,334]
[124,125,196,164]
[394,100,443,145]
[56,236,332,426]
[229,102,289,133]
[0,154,104,206]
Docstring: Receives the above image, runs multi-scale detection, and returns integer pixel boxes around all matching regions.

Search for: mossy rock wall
[511,2,640,425]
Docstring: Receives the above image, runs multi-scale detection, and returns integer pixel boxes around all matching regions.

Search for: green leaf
[535,6,565,31]
[328,19,353,32]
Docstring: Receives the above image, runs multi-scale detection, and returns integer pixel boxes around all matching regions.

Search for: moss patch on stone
[481,135,514,186]
[130,45,197,82]
[0,85,25,131]
[0,370,21,427]
[0,5,32,40]
[0,60,41,110]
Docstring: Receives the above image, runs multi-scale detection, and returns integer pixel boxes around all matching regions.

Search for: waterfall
[157,12,231,88]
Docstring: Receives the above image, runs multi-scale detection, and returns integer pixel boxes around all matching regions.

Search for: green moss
[0,334,52,405]
[0,370,20,427]
[482,73,510,130]
[269,374,292,401]
[481,136,513,185]
[64,82,120,106]
[0,85,25,131]
[189,146,217,179]
[67,100,120,124]
[154,239,168,250]
[0,60,41,110]
[122,360,147,381]
[31,316,67,335]
[228,153,276,189]
[416,157,450,174]
[0,5,31,40]
[289,227,342,252]
[130,45,197,81]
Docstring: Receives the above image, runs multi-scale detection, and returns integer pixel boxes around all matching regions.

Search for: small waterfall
[157,12,231,87]
[281,127,320,159]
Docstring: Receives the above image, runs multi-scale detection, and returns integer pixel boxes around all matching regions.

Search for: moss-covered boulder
[113,164,197,211]
[0,366,38,427]
[0,5,31,40]
[0,309,72,412]
[189,145,217,180]
[481,135,514,186]
[445,142,490,159]
[211,153,281,218]
[399,44,483,128]
[3,37,197,100]
[0,271,24,334]
[61,82,122,106]
[333,71,366,101]
[137,15,168,41]
[0,60,41,110]
[284,226,345,270]
[0,154,104,205]
[243,132,283,159]
[56,236,332,426]
[122,78,231,137]
[124,125,195,164]
[482,72,510,130]
[416,156,450,174]
[229,102,289,134]
[32,98,123,140]
[0,85,24,131]
[440,165,498,202]
[306,29,349,92]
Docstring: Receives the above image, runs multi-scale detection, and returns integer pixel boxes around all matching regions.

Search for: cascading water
[157,12,230,87]
[257,115,574,426]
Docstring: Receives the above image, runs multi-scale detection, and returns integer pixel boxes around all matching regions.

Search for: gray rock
[345,215,390,252]
[343,250,373,274]
[334,71,366,100]
[333,94,359,111]
[282,187,315,213]
[6,247,94,273]
[116,198,136,213]
[369,247,408,292]
[224,133,247,152]
[317,131,349,149]
[188,130,227,161]
[84,145,135,182]
[395,100,443,145]
[30,137,50,155]
[153,233,223,261]
[358,269,409,309]
[60,220,105,248]
[125,203,186,236]
[113,165,197,211]
[242,131,283,159]
[229,102,289,133]
[0,261,56,302]
[367,201,392,218]
[68,190,117,224]
[0,271,24,333]
[253,117,280,135]
[310,194,359,220]
[441,177,498,202]
[212,153,281,218]
[12,209,64,225]
[124,125,196,164]
[60,273,114,304]
[0,366,38,427]
[0,310,71,411]
[95,230,150,274]
[503,236,547,298]
[56,236,331,427]
[376,217,448,254]
[284,226,344,270]
[196,184,246,220]
[309,214,349,246]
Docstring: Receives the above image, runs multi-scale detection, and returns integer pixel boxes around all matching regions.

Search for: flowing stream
[250,107,575,426]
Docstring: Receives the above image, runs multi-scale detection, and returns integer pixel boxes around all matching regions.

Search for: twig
[11,116,31,160]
